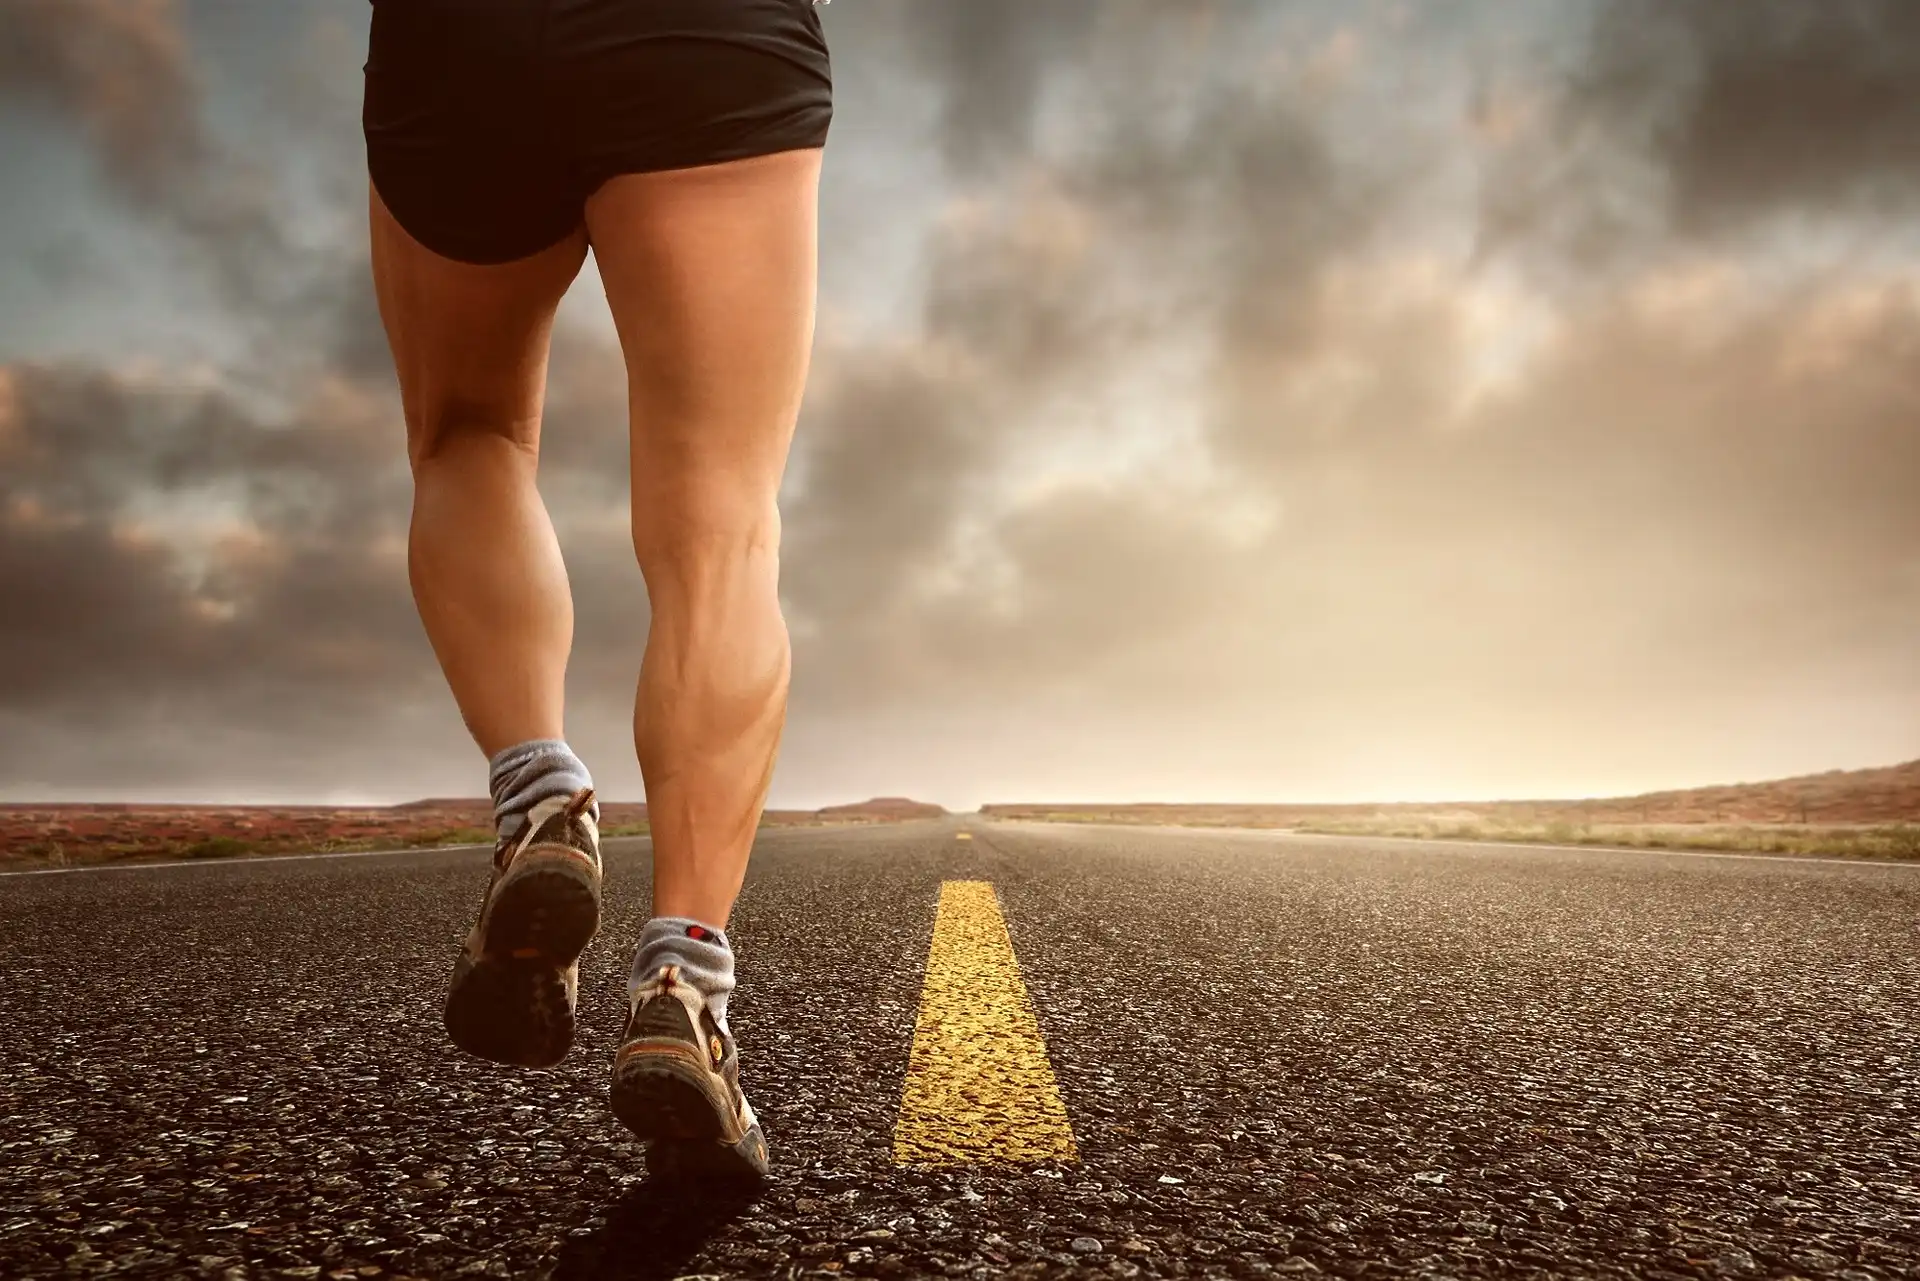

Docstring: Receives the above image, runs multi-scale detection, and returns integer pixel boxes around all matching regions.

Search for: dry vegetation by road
[983,760,1920,860]
[1286,817,1920,860]
[0,796,945,871]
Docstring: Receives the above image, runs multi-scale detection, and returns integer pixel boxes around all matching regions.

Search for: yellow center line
[892,880,1078,1166]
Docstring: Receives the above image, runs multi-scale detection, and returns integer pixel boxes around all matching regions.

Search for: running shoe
[443,785,602,1069]
[610,962,770,1183]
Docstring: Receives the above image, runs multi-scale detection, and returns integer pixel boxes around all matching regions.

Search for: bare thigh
[583,147,823,533]
[368,183,590,462]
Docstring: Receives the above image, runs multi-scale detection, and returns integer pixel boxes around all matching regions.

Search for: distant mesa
[816,796,947,820]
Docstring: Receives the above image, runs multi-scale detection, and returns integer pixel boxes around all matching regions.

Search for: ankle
[632,915,736,1026]
[489,738,593,844]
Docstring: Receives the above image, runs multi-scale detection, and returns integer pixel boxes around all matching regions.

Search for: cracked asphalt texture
[3,817,1916,1280]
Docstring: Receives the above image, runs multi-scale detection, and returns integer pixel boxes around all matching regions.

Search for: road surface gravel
[3,818,1914,1279]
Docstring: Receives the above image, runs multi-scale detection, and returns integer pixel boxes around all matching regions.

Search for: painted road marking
[894,880,1077,1166]
[955,832,972,841]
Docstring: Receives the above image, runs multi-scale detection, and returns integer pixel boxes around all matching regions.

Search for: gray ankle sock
[632,916,736,1028]
[487,738,593,844]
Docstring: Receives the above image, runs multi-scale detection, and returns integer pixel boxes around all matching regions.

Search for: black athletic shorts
[362,0,832,265]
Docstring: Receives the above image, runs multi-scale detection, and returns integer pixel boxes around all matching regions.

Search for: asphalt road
[3,819,1916,1280]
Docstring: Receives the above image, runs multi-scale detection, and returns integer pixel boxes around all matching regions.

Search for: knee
[631,492,783,579]
[405,393,539,472]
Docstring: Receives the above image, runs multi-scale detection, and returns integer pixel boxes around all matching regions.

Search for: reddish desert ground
[0,796,946,870]
[983,760,1920,859]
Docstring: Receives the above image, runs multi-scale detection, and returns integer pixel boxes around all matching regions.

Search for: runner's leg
[584,146,823,930]
[591,143,821,1184]
[367,183,588,759]
[369,186,606,1069]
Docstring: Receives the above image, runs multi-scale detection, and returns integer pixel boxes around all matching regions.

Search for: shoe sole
[610,1042,770,1184]
[444,850,600,1069]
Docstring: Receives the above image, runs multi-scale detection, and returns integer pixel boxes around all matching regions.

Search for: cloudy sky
[1,1,1916,808]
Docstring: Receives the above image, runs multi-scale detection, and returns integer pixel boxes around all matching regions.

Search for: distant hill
[982,759,1920,826]
[816,796,948,820]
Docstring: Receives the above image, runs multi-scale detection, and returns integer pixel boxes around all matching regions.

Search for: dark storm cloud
[0,362,416,710]
[1612,0,1920,232]
[776,4,1182,685]
[1484,0,1920,264]
[1173,94,1390,475]
[0,339,653,738]
[0,343,656,796]
[786,156,1152,610]
[899,0,1103,175]
[0,362,385,517]
[0,0,198,201]
[783,358,975,629]
[0,0,292,309]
